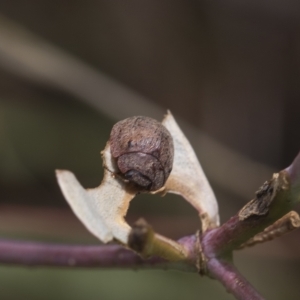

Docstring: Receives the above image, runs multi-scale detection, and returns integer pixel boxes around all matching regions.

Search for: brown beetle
[109,116,174,191]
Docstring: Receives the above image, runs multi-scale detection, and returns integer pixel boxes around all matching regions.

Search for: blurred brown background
[0,1,299,299]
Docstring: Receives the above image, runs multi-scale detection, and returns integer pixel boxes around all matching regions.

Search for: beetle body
[110,116,174,191]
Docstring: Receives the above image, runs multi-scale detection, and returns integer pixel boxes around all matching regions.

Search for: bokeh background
[0,1,300,299]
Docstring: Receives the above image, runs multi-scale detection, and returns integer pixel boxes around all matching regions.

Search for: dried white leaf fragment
[56,143,135,244]
[162,111,220,230]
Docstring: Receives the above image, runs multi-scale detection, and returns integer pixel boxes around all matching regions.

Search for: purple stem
[0,238,198,272]
[201,217,266,300]
[286,151,300,203]
[207,258,264,300]
[286,151,300,184]
[203,170,293,257]
[202,215,269,257]
[0,239,164,268]
[0,232,266,300]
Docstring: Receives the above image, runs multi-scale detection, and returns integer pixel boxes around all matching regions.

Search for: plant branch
[207,258,264,300]
[200,169,296,300]
[0,238,197,272]
[1,154,299,299]
[202,171,292,256]
[238,211,300,249]
[128,218,191,262]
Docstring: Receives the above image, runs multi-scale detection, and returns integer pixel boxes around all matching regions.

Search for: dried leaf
[162,111,219,230]
[56,112,220,247]
[56,143,135,244]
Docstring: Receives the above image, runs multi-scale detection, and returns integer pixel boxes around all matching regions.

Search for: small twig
[202,171,291,256]
[207,258,264,300]
[0,239,160,268]
[128,218,190,262]
[0,238,195,272]
[200,170,295,300]
[238,211,300,249]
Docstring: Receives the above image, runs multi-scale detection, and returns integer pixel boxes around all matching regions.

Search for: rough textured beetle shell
[109,116,174,191]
